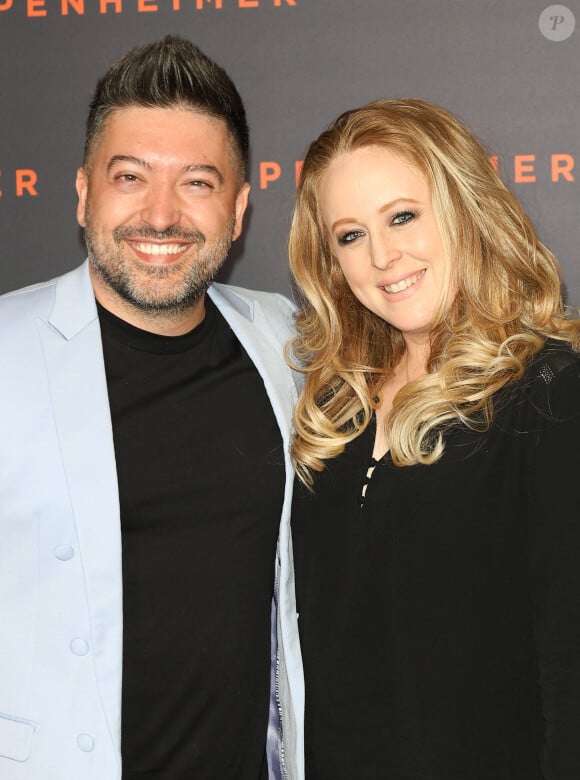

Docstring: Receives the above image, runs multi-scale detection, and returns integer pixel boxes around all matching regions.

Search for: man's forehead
[89,105,242,178]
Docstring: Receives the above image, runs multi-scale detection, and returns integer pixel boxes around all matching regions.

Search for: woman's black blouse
[292,343,580,779]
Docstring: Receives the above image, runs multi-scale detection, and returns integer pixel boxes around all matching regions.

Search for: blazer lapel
[38,262,123,747]
[208,284,298,447]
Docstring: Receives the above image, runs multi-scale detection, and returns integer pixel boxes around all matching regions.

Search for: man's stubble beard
[84,206,235,318]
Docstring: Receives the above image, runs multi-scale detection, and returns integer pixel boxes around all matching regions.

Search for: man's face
[76,106,249,327]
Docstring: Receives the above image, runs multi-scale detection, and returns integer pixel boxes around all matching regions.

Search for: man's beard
[84,210,234,317]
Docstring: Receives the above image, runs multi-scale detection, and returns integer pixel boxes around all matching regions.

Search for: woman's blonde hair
[289,98,580,486]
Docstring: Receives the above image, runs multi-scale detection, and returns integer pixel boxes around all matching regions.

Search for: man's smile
[127,241,189,256]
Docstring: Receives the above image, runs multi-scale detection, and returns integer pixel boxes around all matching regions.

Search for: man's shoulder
[1,276,58,307]
[209,282,296,356]
[0,277,59,355]
[0,263,95,347]
[0,277,60,332]
[0,264,88,316]
[210,281,295,318]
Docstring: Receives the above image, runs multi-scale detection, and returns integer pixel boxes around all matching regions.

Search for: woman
[289,99,580,779]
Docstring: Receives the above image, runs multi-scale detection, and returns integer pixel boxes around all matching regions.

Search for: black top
[292,342,580,779]
[98,299,284,779]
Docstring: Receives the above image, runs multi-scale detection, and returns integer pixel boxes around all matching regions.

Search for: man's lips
[114,226,205,262]
[380,269,426,294]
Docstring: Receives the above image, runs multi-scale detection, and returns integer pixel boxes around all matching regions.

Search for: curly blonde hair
[289,98,580,487]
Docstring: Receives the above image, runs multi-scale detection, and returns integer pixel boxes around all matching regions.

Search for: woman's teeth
[382,269,425,293]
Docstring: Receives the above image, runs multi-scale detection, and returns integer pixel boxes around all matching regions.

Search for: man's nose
[140,183,181,231]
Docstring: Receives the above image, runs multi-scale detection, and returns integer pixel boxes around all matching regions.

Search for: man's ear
[232,182,250,241]
[75,167,89,228]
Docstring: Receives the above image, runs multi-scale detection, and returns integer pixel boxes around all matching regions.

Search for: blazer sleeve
[526,354,580,778]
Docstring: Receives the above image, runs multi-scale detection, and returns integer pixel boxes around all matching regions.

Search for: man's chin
[111,275,206,312]
[127,289,207,315]
[88,250,225,317]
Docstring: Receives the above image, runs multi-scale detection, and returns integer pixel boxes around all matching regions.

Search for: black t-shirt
[98,298,284,779]
[292,344,580,779]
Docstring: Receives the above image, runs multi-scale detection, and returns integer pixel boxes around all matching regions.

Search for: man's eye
[337,230,364,246]
[392,210,416,225]
[116,174,139,183]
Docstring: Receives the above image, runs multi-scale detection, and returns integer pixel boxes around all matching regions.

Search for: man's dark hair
[83,35,249,179]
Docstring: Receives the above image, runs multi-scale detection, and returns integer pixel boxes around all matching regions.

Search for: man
[0,36,303,780]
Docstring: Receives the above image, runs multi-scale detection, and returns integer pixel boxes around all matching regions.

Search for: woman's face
[319,145,452,348]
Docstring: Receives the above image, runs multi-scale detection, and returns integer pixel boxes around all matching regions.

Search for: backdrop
[1,0,578,304]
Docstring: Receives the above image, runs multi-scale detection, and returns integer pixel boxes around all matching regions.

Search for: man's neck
[92,285,206,336]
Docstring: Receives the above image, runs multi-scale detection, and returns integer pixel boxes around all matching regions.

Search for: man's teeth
[383,270,425,294]
[132,242,188,256]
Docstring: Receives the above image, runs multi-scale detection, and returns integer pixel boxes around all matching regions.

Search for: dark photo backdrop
[1,1,578,304]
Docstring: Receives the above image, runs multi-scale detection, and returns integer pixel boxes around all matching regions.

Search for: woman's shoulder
[519,338,580,419]
[527,338,580,382]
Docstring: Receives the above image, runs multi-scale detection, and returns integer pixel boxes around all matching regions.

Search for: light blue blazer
[0,262,305,780]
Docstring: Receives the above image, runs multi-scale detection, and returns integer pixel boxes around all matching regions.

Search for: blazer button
[54,545,75,561]
[70,638,89,656]
[77,734,95,752]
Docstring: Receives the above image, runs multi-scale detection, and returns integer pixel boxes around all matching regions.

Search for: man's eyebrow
[107,155,152,173]
[183,164,224,186]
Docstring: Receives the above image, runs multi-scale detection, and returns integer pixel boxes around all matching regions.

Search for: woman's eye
[337,230,364,246]
[392,210,416,226]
